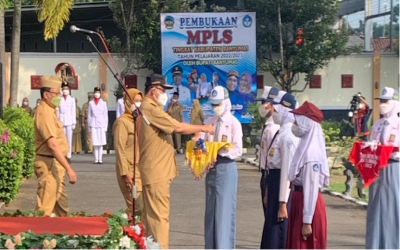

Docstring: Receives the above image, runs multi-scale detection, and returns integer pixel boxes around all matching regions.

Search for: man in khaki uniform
[82,92,94,153]
[167,92,183,154]
[139,74,214,249]
[34,76,77,216]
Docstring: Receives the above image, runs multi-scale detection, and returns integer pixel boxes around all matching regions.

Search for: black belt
[36,154,54,158]
[216,155,235,163]
[389,159,399,163]
[294,185,303,192]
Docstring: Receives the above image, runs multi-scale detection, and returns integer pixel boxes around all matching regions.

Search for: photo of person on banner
[165,65,191,107]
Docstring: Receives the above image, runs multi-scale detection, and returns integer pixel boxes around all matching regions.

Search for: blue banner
[160,12,256,123]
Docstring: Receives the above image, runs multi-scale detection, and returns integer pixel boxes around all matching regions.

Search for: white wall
[258,53,399,110]
[15,53,399,111]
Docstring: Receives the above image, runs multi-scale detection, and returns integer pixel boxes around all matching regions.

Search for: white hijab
[289,114,329,186]
[383,99,400,118]
[273,103,296,126]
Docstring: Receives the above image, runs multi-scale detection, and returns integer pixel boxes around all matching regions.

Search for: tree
[34,0,74,41]
[242,0,348,93]
[107,0,209,78]
[9,0,21,107]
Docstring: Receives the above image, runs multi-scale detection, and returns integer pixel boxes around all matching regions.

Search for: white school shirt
[57,95,76,126]
[260,117,280,170]
[370,115,400,160]
[292,161,323,224]
[267,122,299,202]
[116,98,125,118]
[88,99,109,129]
[203,113,243,160]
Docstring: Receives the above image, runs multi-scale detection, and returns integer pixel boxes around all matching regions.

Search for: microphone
[70,25,96,34]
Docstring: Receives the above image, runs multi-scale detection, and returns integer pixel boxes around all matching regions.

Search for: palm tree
[34,0,74,41]
[9,0,21,107]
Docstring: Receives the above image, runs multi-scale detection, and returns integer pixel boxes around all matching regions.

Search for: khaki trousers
[34,156,68,216]
[85,128,93,152]
[116,172,143,217]
[172,132,181,150]
[142,180,172,249]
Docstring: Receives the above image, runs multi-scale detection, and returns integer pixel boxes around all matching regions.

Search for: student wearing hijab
[286,101,329,249]
[202,86,243,249]
[113,88,144,216]
[263,91,299,249]
[366,87,399,249]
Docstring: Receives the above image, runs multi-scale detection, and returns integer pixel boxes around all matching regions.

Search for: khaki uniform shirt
[82,102,89,127]
[139,97,179,185]
[113,117,142,191]
[73,107,82,134]
[168,102,183,122]
[34,101,68,157]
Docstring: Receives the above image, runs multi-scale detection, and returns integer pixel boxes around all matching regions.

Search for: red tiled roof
[372,38,398,52]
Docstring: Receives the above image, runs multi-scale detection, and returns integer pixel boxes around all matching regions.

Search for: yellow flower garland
[185,141,232,179]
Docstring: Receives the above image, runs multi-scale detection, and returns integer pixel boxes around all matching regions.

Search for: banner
[160,12,256,123]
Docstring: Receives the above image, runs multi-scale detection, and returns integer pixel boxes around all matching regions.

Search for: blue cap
[254,86,279,102]
[279,92,297,109]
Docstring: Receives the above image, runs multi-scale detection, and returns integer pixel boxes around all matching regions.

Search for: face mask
[172,99,177,103]
[272,112,281,125]
[94,93,101,99]
[258,103,270,118]
[62,90,69,96]
[51,96,61,108]
[134,102,141,108]
[291,124,303,137]
[23,101,28,106]
[213,105,225,117]
[359,103,365,109]
[379,103,391,115]
[130,102,142,112]
[157,93,168,107]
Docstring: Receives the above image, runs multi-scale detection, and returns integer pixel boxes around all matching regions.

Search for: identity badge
[269,147,275,157]
[222,135,228,142]
[389,134,396,143]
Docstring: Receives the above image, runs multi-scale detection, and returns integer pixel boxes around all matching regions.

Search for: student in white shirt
[116,92,125,118]
[202,86,243,249]
[254,86,281,249]
[196,73,212,100]
[286,101,329,249]
[58,82,76,163]
[88,87,108,164]
[365,87,399,249]
[263,91,299,249]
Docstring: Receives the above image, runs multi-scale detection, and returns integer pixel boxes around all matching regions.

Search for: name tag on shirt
[269,147,275,157]
[222,135,228,142]
[390,134,396,143]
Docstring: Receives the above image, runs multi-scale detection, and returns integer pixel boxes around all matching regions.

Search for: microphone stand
[86,34,140,225]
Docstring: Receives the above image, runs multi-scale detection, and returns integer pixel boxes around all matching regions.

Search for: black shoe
[99,161,103,164]
[94,161,98,164]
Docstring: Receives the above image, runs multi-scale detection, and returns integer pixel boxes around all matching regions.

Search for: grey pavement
[1,153,366,249]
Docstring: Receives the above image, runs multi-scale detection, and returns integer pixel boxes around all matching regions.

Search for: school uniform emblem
[221,135,228,142]
[313,164,320,172]
[268,147,275,157]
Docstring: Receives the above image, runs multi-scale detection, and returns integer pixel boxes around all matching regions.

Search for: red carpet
[0,217,108,235]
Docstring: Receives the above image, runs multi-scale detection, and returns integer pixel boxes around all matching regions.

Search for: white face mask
[272,112,281,125]
[172,99,177,103]
[94,93,101,99]
[359,103,365,109]
[62,89,69,96]
[379,103,391,115]
[291,124,305,138]
[134,102,141,108]
[130,102,142,112]
[258,103,270,118]
[156,93,168,107]
[213,104,225,117]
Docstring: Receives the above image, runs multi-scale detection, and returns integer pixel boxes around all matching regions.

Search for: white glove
[72,124,76,130]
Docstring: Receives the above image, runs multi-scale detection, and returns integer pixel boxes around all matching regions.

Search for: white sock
[99,146,103,162]
[94,146,99,162]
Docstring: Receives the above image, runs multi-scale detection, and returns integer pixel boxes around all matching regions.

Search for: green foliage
[242,0,349,93]
[3,107,35,178]
[0,120,24,204]
[246,102,264,132]
[106,0,210,73]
